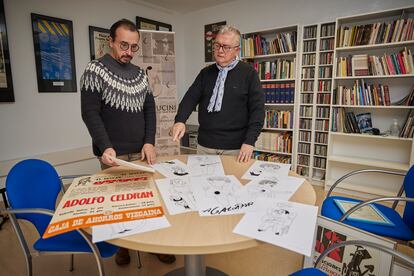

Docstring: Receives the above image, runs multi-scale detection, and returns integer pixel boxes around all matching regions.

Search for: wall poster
[132,30,179,156]
[0,0,14,102]
[88,26,111,60]
[204,21,226,62]
[31,13,76,92]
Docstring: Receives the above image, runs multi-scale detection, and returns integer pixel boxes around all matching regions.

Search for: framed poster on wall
[204,21,226,62]
[31,13,76,92]
[136,16,172,32]
[0,0,14,102]
[88,26,111,60]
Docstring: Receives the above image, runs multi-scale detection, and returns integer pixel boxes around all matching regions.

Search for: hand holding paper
[104,153,155,173]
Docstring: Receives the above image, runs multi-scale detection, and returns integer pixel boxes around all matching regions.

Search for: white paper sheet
[187,155,225,177]
[241,160,291,180]
[92,216,170,243]
[190,175,255,216]
[233,199,318,256]
[155,176,197,215]
[152,159,189,178]
[104,154,155,173]
[245,175,304,201]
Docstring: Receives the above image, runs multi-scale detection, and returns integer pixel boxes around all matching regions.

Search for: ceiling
[130,0,236,13]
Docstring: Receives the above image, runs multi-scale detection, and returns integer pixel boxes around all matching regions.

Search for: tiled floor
[0,185,412,276]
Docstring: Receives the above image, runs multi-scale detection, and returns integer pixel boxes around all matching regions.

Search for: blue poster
[34,19,72,80]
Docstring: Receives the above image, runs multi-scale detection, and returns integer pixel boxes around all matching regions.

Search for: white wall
[176,0,414,100]
[0,0,180,161]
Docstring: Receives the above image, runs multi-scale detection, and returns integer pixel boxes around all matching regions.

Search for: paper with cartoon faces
[152,159,189,178]
[245,175,304,201]
[187,155,225,177]
[233,199,318,256]
[242,160,291,180]
[155,176,197,215]
[190,175,254,216]
[92,216,170,243]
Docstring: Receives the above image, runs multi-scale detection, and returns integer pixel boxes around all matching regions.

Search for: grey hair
[217,25,241,45]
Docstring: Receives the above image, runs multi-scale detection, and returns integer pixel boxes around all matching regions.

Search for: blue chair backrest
[6,159,61,235]
[403,165,414,231]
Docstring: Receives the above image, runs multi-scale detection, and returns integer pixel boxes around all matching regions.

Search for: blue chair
[321,167,414,241]
[290,240,414,275]
[2,159,119,276]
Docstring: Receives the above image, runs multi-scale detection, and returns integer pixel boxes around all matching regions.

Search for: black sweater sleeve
[244,68,265,146]
[174,70,204,123]
[81,86,113,153]
[143,92,156,145]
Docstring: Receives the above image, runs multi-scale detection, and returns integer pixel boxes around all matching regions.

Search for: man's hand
[101,148,117,166]
[141,143,156,165]
[171,122,186,142]
[237,144,254,163]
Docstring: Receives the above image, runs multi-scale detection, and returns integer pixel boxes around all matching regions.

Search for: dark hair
[109,19,139,40]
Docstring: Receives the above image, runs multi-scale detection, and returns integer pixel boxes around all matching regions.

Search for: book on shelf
[400,109,414,138]
[262,82,295,104]
[265,110,293,129]
[335,80,390,106]
[252,59,296,80]
[241,31,297,57]
[333,199,394,226]
[256,132,292,153]
[337,17,414,47]
[336,47,414,77]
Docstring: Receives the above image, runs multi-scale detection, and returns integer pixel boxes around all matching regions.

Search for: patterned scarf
[207,59,239,112]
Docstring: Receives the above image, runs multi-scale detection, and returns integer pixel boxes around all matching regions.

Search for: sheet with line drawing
[152,159,189,178]
[245,175,304,201]
[156,176,197,215]
[233,199,318,256]
[190,175,255,216]
[187,155,225,177]
[92,216,170,243]
[242,160,291,180]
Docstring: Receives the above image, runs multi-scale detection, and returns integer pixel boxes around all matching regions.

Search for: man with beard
[80,19,175,266]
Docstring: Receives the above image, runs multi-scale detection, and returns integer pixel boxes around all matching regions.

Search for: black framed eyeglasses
[119,41,139,52]
[212,42,239,53]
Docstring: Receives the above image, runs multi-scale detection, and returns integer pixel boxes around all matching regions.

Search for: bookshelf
[241,25,300,165]
[326,6,414,198]
[296,22,336,184]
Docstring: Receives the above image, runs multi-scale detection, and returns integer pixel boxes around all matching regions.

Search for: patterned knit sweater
[80,54,156,156]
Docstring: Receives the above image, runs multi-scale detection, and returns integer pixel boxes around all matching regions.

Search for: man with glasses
[80,19,175,266]
[172,25,264,162]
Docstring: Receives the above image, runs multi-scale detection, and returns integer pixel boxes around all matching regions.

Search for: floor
[0,185,412,276]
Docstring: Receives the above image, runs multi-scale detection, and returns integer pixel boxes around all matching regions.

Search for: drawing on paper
[109,220,147,235]
[169,178,196,210]
[242,160,291,180]
[187,155,224,177]
[247,178,280,199]
[204,176,239,206]
[152,159,189,178]
[257,204,297,236]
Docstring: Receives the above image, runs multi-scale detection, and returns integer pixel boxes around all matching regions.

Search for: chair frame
[314,240,414,270]
[326,168,410,214]
[3,208,106,276]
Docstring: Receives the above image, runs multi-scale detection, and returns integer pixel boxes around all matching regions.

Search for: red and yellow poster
[44,171,164,238]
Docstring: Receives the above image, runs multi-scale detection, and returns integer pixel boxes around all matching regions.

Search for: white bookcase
[325,6,414,198]
[296,22,336,185]
[241,25,300,165]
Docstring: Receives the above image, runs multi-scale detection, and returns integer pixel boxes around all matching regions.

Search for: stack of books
[334,80,390,106]
[252,59,296,80]
[400,110,414,138]
[331,109,373,134]
[336,48,414,77]
[241,31,297,57]
[337,17,414,47]
[256,132,292,153]
[252,151,291,164]
[262,82,295,104]
[265,110,293,129]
